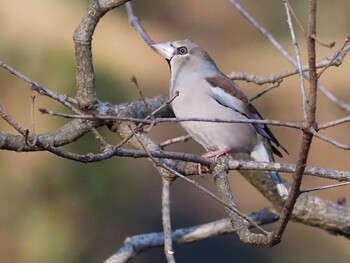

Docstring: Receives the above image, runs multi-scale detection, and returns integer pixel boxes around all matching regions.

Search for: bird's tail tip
[269,171,289,197]
[276,183,289,197]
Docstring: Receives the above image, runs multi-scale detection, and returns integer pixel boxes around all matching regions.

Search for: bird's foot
[202,147,231,160]
[198,147,231,174]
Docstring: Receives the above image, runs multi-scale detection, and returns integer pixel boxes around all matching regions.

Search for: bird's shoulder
[206,73,249,103]
[206,72,257,115]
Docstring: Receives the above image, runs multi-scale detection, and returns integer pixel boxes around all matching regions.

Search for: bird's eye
[177,46,188,55]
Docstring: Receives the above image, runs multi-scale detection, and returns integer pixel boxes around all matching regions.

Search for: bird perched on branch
[151,39,289,196]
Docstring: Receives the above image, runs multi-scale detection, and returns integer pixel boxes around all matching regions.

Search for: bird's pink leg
[202,147,231,159]
[198,147,231,174]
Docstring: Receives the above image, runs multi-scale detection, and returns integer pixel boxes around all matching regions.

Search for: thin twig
[162,178,176,263]
[228,48,350,85]
[318,115,350,130]
[125,2,154,45]
[150,91,179,117]
[0,103,28,136]
[249,80,282,101]
[285,0,334,49]
[0,59,79,113]
[160,135,192,148]
[283,0,307,120]
[126,123,270,241]
[284,0,306,35]
[271,0,318,245]
[300,181,350,194]
[39,109,302,130]
[229,0,294,62]
[91,128,110,149]
[30,95,36,134]
[311,35,336,49]
[162,165,270,236]
[127,124,161,166]
[128,126,269,235]
[131,75,154,122]
[317,37,350,78]
[229,0,350,112]
[311,129,350,150]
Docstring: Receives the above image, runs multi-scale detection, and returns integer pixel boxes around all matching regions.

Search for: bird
[151,39,289,196]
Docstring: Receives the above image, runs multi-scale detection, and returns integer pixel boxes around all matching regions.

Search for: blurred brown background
[1,0,350,262]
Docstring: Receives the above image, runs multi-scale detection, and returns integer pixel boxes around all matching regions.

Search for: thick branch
[0,119,95,151]
[213,158,270,245]
[104,208,279,263]
[73,0,130,109]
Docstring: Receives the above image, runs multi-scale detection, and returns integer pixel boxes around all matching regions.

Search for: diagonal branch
[0,59,78,112]
[229,0,350,112]
[103,208,279,263]
[213,157,271,245]
[283,0,307,119]
[270,0,318,245]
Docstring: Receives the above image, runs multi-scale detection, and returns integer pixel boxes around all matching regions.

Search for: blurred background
[1,0,350,262]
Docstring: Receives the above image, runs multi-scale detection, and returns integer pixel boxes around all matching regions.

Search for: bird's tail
[269,171,289,196]
[251,141,289,196]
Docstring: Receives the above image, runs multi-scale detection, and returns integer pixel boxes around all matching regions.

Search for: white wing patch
[250,141,270,162]
[211,87,246,113]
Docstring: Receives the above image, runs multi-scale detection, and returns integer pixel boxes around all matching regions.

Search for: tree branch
[162,178,176,263]
[103,208,279,263]
[229,0,350,112]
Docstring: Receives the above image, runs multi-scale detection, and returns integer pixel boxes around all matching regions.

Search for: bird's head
[151,39,218,76]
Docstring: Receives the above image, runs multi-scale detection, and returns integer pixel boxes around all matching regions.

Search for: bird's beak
[151,42,174,60]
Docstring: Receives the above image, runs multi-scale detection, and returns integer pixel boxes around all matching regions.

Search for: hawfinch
[152,39,288,196]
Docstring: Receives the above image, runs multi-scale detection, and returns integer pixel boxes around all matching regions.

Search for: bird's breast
[170,85,258,154]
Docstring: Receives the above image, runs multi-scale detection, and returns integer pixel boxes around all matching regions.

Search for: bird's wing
[206,73,288,156]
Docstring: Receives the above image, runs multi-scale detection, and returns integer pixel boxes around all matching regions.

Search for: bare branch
[162,178,176,263]
[270,0,318,245]
[249,80,282,101]
[160,135,192,148]
[318,115,350,130]
[311,129,350,150]
[98,0,130,10]
[131,76,154,122]
[103,208,279,263]
[301,182,350,194]
[73,0,130,108]
[5,144,347,182]
[0,59,78,112]
[284,0,306,35]
[213,158,271,245]
[283,0,307,119]
[2,1,350,261]
[229,0,350,112]
[125,2,154,45]
[105,196,350,263]
[39,110,302,130]
[0,103,28,136]
[161,164,268,234]
[228,47,350,85]
[317,37,350,78]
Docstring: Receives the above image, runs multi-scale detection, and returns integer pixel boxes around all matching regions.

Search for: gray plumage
[152,39,288,196]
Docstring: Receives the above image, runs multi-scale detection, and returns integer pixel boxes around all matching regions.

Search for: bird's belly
[184,121,258,154]
[172,100,258,154]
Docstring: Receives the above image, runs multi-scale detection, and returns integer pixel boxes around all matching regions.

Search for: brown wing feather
[206,73,288,156]
[206,73,249,103]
